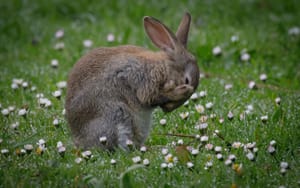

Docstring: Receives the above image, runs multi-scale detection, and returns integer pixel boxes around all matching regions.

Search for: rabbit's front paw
[164,84,194,101]
[163,80,176,92]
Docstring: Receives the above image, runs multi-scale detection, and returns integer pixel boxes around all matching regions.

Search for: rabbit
[65,12,199,151]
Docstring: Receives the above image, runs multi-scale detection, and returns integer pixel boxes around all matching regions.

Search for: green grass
[1,0,300,187]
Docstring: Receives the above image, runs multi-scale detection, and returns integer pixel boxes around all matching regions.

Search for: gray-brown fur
[65,13,199,150]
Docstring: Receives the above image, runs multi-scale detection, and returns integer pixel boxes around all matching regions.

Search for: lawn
[0,0,299,187]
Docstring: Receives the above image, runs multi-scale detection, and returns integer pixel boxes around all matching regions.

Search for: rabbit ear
[144,16,177,52]
[176,12,191,48]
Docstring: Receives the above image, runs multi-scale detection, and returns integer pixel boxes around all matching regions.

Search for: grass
[0,0,300,187]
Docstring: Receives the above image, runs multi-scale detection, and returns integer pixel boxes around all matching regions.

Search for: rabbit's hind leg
[81,117,118,150]
[116,118,134,151]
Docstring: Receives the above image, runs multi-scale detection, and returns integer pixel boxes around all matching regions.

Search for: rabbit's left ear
[144,16,177,53]
[176,12,191,48]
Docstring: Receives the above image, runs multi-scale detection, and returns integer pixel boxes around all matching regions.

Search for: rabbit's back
[66,45,150,102]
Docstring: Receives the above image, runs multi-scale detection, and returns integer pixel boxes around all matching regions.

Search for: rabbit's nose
[184,75,191,85]
[184,63,199,90]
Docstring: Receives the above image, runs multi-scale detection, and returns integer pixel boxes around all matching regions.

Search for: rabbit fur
[65,13,199,150]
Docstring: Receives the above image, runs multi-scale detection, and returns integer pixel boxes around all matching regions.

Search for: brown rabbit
[65,13,199,150]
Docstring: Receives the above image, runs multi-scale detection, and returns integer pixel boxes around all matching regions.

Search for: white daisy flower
[110,159,117,165]
[56,141,63,149]
[261,115,268,122]
[53,118,60,126]
[38,98,52,107]
[22,82,29,88]
[195,104,205,114]
[275,97,281,105]
[24,144,34,152]
[280,168,287,174]
[1,109,9,116]
[36,93,44,98]
[267,145,276,154]
[248,81,256,89]
[191,149,199,155]
[107,33,115,42]
[228,154,237,161]
[161,148,168,155]
[132,156,141,163]
[58,146,66,154]
[143,158,150,166]
[205,161,213,168]
[54,42,65,50]
[246,142,256,149]
[55,29,64,39]
[214,146,222,153]
[83,39,93,48]
[167,163,174,168]
[140,146,147,152]
[288,27,300,36]
[227,111,234,120]
[8,106,15,112]
[183,100,189,106]
[231,35,239,42]
[99,136,107,143]
[56,81,67,89]
[280,162,289,169]
[216,153,223,160]
[205,143,214,150]
[225,159,232,166]
[187,162,194,168]
[1,149,9,155]
[210,114,217,119]
[241,53,250,62]
[198,91,207,98]
[37,139,46,146]
[51,59,59,68]
[270,140,276,146]
[11,83,18,89]
[81,150,92,159]
[246,104,254,111]
[212,46,222,56]
[12,78,23,85]
[259,73,267,81]
[200,136,209,142]
[75,157,83,164]
[31,86,36,91]
[161,163,168,169]
[225,84,233,90]
[195,122,208,130]
[177,139,184,145]
[179,112,189,119]
[18,108,27,116]
[199,73,205,79]
[165,154,174,163]
[253,147,258,153]
[126,139,133,146]
[159,119,167,125]
[11,122,20,129]
[16,148,26,156]
[190,93,198,100]
[246,152,255,161]
[232,142,243,149]
[205,102,213,109]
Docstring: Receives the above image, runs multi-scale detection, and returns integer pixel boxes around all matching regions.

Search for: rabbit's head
[144,13,199,112]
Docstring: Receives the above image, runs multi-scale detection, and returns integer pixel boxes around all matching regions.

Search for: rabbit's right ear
[144,16,177,53]
[176,12,191,48]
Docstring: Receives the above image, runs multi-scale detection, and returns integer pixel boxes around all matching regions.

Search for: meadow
[0,0,299,187]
